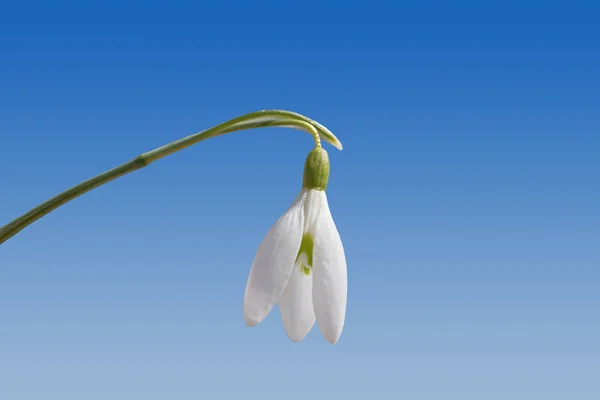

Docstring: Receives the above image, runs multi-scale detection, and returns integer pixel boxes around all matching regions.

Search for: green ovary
[302,147,330,191]
[296,233,314,276]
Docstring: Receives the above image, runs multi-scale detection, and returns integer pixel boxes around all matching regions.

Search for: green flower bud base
[302,147,330,191]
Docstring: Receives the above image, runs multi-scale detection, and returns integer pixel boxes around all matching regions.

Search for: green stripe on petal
[295,233,314,273]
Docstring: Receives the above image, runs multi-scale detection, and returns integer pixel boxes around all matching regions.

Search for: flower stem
[0,110,341,246]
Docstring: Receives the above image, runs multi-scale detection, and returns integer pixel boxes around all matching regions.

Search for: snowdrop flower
[244,147,347,344]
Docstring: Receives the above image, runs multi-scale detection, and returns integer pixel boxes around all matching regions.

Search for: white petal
[278,255,316,342]
[244,191,306,327]
[302,189,323,232]
[312,192,347,344]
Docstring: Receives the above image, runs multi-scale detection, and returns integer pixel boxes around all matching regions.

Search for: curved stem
[0,110,339,246]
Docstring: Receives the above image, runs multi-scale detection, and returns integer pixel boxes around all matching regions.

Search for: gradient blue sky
[1,12,599,400]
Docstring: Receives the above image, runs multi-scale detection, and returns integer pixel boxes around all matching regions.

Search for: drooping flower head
[244,147,347,344]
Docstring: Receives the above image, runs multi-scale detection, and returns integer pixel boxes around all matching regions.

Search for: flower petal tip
[284,326,312,343]
[283,328,310,343]
[244,315,261,327]
[287,335,305,343]
[326,335,341,345]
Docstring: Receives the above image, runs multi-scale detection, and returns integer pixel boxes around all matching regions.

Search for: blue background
[1,7,599,400]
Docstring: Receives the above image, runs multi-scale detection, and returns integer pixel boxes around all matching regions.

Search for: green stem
[0,110,341,246]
